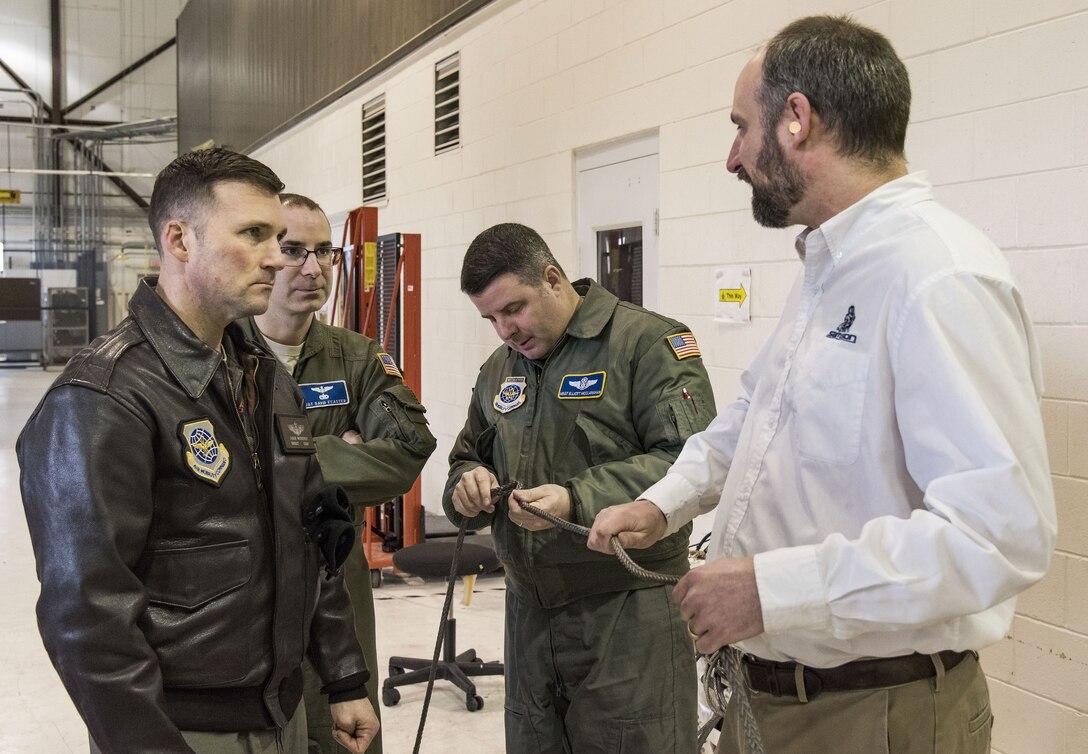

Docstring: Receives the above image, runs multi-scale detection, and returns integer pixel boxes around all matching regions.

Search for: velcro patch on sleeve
[666,331,701,360]
[377,352,403,378]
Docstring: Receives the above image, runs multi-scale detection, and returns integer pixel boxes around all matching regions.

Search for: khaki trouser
[716,651,992,754]
[90,702,307,754]
[505,584,698,754]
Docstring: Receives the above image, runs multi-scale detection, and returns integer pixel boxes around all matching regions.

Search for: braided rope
[508,489,764,753]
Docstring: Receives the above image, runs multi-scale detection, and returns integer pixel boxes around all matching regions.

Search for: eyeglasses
[279,245,344,267]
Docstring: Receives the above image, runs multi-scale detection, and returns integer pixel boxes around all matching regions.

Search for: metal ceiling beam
[63,38,176,116]
[0,115,120,128]
[0,58,52,119]
[69,140,150,211]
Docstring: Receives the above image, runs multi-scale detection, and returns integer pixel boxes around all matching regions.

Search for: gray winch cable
[411,483,764,754]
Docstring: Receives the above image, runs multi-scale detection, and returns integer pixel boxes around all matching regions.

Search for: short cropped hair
[148,147,284,251]
[460,223,565,295]
[759,15,911,168]
[280,192,324,213]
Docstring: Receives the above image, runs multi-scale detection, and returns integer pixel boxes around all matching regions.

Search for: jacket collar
[238,315,332,367]
[129,276,258,400]
[566,278,618,340]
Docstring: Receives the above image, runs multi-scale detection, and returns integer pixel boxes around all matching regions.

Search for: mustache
[735,167,752,185]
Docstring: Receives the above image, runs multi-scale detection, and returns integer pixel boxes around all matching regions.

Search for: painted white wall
[254,2,1088,750]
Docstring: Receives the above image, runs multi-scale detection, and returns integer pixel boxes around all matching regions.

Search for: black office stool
[382,540,504,711]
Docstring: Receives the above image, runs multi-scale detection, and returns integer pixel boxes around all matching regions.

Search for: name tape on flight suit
[300,379,349,408]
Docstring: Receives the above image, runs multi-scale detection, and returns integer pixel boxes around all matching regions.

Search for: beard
[738,132,806,228]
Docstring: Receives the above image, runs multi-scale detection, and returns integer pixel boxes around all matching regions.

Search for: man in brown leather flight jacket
[17,149,378,753]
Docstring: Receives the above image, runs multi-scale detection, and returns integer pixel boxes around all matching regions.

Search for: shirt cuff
[641,473,703,536]
[754,545,832,635]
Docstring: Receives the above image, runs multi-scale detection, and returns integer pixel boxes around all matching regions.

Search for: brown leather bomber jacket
[18,279,367,753]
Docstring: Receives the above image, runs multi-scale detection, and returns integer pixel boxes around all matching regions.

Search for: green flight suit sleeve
[314,341,436,506]
[566,326,715,527]
[443,367,500,531]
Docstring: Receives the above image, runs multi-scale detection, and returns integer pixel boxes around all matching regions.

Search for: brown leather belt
[743,650,972,701]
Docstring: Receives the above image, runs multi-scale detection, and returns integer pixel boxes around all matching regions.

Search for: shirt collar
[795,171,934,265]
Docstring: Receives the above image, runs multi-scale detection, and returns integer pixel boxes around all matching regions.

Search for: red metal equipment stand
[339,209,423,583]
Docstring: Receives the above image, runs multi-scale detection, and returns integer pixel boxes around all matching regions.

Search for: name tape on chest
[557,371,606,399]
[179,417,231,485]
[300,379,349,409]
[494,375,527,413]
[666,331,701,360]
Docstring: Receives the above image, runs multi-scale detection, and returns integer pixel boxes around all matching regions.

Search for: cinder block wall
[254,2,1088,749]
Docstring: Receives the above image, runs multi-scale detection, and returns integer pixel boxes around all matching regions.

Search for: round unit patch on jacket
[666,331,701,360]
[179,417,231,485]
[494,375,527,413]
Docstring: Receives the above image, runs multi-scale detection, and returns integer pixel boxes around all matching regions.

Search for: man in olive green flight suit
[242,193,437,754]
[445,222,715,753]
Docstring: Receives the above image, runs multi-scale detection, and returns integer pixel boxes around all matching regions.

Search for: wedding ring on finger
[687,621,700,642]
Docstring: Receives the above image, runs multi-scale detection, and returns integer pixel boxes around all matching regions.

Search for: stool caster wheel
[466,694,484,712]
[382,686,400,707]
[370,569,382,588]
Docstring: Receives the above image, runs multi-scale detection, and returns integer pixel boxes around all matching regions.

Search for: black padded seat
[381,540,504,712]
[392,540,499,578]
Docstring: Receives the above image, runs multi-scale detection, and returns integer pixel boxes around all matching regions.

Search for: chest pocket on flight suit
[568,412,638,469]
[791,345,871,465]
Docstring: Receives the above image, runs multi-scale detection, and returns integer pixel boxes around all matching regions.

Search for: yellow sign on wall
[363,241,377,290]
[0,189,21,204]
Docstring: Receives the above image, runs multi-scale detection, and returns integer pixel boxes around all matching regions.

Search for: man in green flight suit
[240,193,437,754]
[445,222,716,752]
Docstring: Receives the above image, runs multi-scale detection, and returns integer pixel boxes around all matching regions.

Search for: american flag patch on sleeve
[377,352,403,378]
[666,331,701,360]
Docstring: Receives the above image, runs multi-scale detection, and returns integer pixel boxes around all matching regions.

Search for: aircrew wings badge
[494,376,527,413]
[666,331,701,360]
[557,371,606,399]
[377,352,403,378]
[180,418,231,485]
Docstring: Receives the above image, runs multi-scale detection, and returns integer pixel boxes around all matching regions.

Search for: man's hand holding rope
[508,484,570,530]
[589,499,765,652]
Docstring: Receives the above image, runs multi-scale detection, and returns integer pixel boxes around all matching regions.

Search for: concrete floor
[0,366,507,754]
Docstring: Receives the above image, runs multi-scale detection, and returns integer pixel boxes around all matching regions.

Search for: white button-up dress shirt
[643,172,1056,667]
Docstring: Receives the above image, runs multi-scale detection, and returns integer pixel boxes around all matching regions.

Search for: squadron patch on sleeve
[557,371,606,399]
[377,352,403,378]
[179,418,231,485]
[299,379,349,409]
[494,376,527,413]
[666,331,702,360]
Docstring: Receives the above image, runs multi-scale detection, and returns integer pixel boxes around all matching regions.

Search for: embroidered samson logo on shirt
[666,331,701,360]
[180,418,231,485]
[494,375,527,413]
[826,305,857,343]
[557,371,606,399]
[300,379,349,409]
[377,352,403,378]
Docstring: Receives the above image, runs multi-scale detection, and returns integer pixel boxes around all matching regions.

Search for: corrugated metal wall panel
[177,0,493,153]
